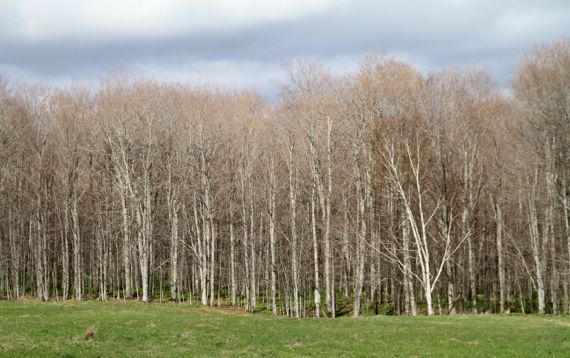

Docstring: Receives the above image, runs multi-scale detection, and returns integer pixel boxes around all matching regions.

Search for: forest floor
[0,300,569,357]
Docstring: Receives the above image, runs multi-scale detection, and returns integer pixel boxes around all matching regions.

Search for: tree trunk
[170,201,179,302]
[562,170,570,314]
[546,139,558,314]
[493,195,506,314]
[61,205,69,300]
[249,196,256,310]
[72,195,82,300]
[324,118,333,317]
[311,188,321,317]
[528,183,546,314]
[288,156,300,318]
[268,159,278,315]
[402,211,417,316]
[210,220,216,306]
[8,207,20,299]
[352,158,367,317]
[229,197,237,306]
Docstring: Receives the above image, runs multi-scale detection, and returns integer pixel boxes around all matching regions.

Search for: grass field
[0,300,569,357]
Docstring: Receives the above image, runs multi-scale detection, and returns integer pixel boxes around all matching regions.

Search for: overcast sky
[1,0,568,98]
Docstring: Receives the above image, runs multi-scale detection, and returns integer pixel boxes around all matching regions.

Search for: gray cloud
[1,0,569,95]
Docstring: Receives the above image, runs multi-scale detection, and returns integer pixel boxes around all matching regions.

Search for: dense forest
[0,37,568,317]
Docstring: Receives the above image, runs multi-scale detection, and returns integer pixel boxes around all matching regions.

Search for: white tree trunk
[268,159,278,315]
[402,212,417,316]
[494,197,506,314]
[311,188,321,318]
[287,151,300,318]
[8,207,20,299]
[352,157,367,317]
[528,184,546,314]
[562,171,570,314]
[170,202,179,302]
[546,139,558,314]
[229,197,237,306]
[71,195,82,300]
[61,204,69,300]
[249,196,256,310]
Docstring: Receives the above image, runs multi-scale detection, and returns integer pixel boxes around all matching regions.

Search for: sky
[0,0,569,98]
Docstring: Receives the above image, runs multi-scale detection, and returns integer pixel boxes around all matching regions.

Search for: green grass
[1,300,569,357]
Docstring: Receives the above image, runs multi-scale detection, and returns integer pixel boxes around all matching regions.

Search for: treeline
[0,37,568,316]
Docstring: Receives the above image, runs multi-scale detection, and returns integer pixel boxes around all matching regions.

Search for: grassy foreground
[0,301,569,357]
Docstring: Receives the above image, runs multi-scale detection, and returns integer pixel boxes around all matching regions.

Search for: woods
[0,37,569,317]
